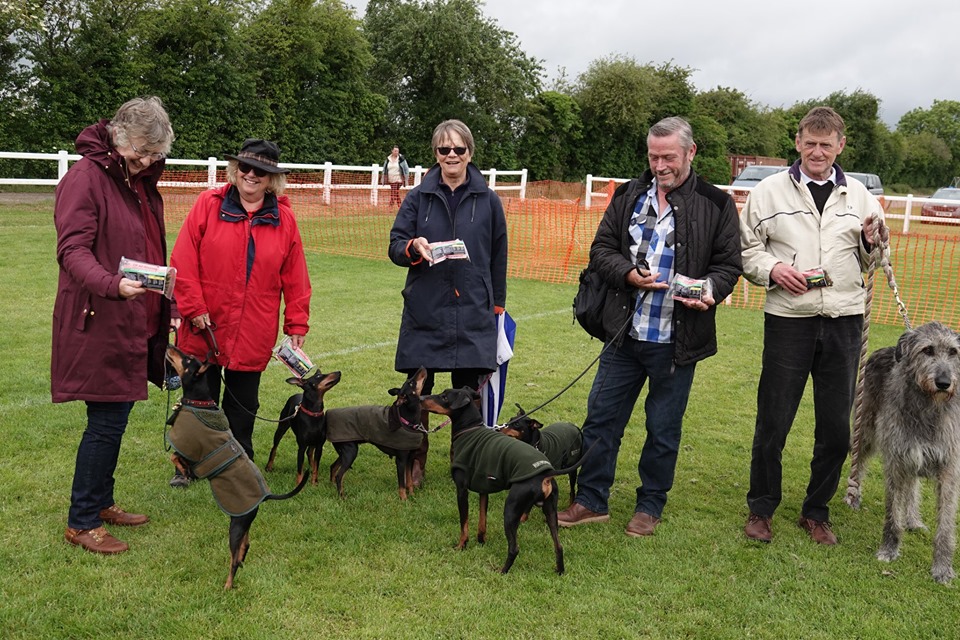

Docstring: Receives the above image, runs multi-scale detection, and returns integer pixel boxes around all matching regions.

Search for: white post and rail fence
[0,151,528,205]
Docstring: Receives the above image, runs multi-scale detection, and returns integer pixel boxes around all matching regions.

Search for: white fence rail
[584,174,959,233]
[0,151,528,203]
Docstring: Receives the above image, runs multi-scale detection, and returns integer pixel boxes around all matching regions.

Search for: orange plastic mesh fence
[159,176,960,330]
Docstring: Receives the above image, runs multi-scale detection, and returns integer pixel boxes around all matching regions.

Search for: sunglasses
[436,146,467,156]
[237,161,268,178]
[130,142,165,162]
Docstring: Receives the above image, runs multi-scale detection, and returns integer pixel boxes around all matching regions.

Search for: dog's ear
[895,330,915,362]
[286,377,305,386]
[388,387,401,396]
[448,388,478,410]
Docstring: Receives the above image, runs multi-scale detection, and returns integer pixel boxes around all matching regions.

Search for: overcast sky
[343,0,959,128]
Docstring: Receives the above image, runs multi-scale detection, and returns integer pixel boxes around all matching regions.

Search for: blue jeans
[747,314,862,522]
[575,339,696,519]
[68,401,134,530]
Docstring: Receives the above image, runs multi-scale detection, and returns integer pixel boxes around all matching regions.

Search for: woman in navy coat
[388,119,508,485]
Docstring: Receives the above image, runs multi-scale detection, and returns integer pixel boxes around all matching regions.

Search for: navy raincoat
[388,163,507,372]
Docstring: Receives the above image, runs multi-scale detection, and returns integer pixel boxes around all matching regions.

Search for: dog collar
[182,398,218,409]
[297,403,324,418]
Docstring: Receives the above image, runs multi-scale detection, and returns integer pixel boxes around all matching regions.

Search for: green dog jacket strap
[192,439,244,479]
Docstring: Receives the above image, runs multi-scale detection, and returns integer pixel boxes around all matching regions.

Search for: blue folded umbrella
[481,311,516,427]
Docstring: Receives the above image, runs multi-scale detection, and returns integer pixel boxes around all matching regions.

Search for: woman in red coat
[53,96,176,555]
[170,139,311,479]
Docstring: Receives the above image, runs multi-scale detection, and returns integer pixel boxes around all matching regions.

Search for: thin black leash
[498,306,633,428]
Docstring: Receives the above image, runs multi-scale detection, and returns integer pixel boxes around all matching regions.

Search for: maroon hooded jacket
[51,120,173,402]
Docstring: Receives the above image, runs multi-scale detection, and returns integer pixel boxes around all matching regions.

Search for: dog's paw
[932,565,955,585]
[906,519,927,531]
[877,547,900,563]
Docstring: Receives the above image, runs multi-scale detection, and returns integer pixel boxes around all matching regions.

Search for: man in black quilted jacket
[559,117,742,537]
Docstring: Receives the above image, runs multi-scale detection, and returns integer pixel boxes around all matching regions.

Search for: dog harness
[166,405,271,516]
[452,426,554,494]
[536,422,583,468]
[325,405,424,450]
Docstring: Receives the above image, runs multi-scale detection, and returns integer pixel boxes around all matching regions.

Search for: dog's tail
[265,473,310,502]
[547,441,598,479]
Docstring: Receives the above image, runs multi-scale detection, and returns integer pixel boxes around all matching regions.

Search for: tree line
[3,0,958,190]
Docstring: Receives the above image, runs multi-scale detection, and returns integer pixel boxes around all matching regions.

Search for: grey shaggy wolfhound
[846,321,960,584]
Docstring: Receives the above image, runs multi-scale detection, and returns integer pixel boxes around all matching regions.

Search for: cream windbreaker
[739,164,883,318]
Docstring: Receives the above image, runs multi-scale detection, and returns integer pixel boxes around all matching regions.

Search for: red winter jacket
[171,184,311,371]
[51,121,173,403]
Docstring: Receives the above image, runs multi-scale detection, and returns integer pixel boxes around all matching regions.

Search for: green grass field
[0,199,957,639]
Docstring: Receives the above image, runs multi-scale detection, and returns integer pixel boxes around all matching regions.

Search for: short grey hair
[648,116,694,151]
[225,159,287,196]
[431,119,475,157]
[109,96,175,155]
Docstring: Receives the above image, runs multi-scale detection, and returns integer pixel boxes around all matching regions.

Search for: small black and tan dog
[420,387,588,575]
[264,368,343,485]
[500,405,583,506]
[325,366,427,500]
[165,345,309,590]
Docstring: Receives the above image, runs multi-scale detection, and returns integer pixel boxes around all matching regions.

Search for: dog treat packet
[802,266,833,289]
[668,274,712,302]
[428,239,470,265]
[273,336,313,378]
[118,256,176,299]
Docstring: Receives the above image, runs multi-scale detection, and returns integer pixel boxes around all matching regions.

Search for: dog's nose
[935,376,952,391]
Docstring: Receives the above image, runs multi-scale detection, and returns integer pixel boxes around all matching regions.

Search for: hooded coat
[388,163,508,372]
[51,120,173,402]
[171,184,311,371]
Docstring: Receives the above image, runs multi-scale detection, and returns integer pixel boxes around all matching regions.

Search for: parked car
[846,172,884,195]
[731,165,788,188]
[920,187,960,223]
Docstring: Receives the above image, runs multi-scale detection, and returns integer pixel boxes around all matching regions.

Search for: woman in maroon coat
[52,97,176,555]
[170,139,311,477]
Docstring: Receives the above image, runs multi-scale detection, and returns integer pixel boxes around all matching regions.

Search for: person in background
[557,116,742,537]
[740,106,884,545]
[53,96,176,554]
[383,145,410,208]
[388,119,508,487]
[170,138,311,483]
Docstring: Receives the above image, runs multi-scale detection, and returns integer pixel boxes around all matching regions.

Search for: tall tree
[573,56,696,178]
[135,0,268,158]
[20,0,149,151]
[517,91,582,181]
[364,0,541,168]
[244,0,385,163]
[694,87,787,159]
[898,100,960,182]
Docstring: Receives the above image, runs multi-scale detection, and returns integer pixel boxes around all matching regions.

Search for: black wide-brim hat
[225,138,290,174]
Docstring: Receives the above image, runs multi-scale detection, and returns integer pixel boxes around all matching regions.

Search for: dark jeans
[574,339,696,519]
[68,401,135,530]
[207,367,262,461]
[747,313,863,522]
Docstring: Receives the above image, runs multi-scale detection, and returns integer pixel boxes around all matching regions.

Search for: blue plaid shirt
[628,181,675,343]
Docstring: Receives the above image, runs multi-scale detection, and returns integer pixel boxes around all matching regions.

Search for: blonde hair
[225,159,287,196]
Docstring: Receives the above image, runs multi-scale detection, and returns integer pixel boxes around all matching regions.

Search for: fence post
[57,150,70,180]
[488,168,497,191]
[585,174,593,208]
[371,163,381,206]
[519,168,527,200]
[206,157,218,188]
[902,194,914,234]
[323,162,332,206]
[412,166,424,187]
